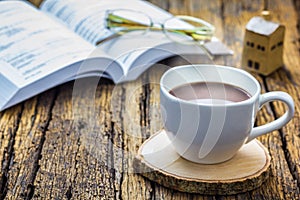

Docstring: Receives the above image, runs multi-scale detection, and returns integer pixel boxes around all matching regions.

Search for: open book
[0,0,232,111]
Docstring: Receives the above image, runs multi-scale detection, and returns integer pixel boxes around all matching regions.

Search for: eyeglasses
[104,9,215,45]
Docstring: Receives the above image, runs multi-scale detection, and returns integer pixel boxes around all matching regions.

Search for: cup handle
[246,91,294,143]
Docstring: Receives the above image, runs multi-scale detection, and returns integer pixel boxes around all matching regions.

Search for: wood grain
[134,130,271,195]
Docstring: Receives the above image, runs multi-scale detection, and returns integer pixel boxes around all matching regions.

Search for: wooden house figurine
[241,16,285,75]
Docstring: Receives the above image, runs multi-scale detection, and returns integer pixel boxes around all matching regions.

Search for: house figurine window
[241,16,285,75]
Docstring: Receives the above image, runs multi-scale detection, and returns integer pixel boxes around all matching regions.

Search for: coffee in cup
[169,82,251,104]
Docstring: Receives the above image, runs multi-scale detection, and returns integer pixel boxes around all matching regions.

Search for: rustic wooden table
[1,0,299,199]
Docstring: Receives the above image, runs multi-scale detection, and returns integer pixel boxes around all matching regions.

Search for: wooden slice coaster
[133,130,271,195]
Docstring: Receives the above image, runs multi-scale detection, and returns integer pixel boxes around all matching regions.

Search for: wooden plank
[264,0,300,185]
[118,75,154,200]
[1,89,56,199]
[211,0,300,199]
[30,76,154,199]
[32,79,119,199]
[268,72,300,184]
[0,105,23,199]
[246,75,299,199]
[263,0,300,193]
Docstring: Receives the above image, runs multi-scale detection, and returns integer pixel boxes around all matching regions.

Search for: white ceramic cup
[160,64,294,164]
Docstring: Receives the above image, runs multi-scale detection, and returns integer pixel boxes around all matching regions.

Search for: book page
[40,0,174,45]
[0,60,20,109]
[40,0,232,83]
[97,32,173,75]
[0,1,95,86]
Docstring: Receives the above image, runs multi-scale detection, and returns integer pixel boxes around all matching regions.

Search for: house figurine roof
[246,16,281,36]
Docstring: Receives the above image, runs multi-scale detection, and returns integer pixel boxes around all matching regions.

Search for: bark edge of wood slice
[133,130,271,195]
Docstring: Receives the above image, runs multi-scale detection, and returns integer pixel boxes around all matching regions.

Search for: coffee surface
[169,82,251,104]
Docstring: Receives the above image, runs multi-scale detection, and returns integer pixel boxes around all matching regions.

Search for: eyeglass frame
[103,9,216,44]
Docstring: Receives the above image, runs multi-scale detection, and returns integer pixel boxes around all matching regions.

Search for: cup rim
[160,64,261,107]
